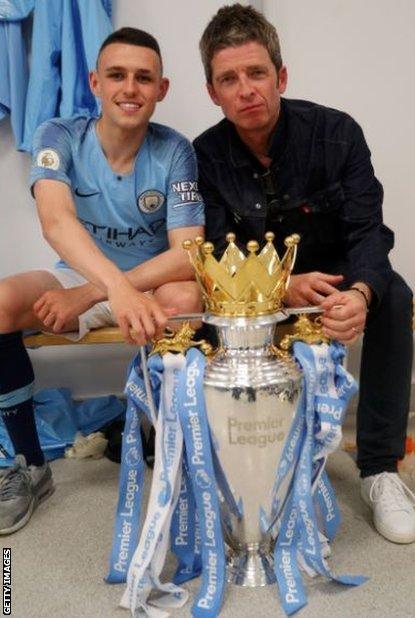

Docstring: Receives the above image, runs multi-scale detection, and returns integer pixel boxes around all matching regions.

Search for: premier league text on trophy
[2,548,11,616]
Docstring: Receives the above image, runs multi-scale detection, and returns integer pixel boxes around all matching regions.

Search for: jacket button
[255,203,262,210]
[253,172,259,179]
[283,194,290,202]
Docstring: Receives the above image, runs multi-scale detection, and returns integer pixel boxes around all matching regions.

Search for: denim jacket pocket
[273,182,344,251]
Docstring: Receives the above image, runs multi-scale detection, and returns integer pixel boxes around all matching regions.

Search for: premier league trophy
[117,231,359,617]
[182,232,320,588]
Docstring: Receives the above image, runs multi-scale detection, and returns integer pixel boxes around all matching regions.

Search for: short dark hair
[200,3,282,83]
[97,27,163,72]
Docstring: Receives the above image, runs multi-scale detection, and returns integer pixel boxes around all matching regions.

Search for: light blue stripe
[0,382,35,408]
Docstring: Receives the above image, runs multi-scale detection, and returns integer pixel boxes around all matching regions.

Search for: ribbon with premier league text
[120,353,188,616]
[107,350,201,588]
[119,349,225,617]
[111,341,365,617]
[106,352,163,584]
[170,464,203,585]
[274,342,367,616]
[177,348,226,617]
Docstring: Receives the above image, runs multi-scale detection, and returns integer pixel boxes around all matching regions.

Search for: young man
[194,4,414,543]
[0,28,204,534]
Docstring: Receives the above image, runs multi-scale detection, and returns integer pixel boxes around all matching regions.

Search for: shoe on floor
[0,454,54,535]
[361,472,415,544]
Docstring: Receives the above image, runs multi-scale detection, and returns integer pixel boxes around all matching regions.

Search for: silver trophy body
[203,313,302,587]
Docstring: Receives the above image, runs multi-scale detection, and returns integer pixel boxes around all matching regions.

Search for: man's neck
[96,117,148,174]
[235,113,280,169]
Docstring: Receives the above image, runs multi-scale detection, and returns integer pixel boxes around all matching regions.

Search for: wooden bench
[23,327,126,348]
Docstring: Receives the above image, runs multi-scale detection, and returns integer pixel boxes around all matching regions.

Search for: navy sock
[0,332,44,467]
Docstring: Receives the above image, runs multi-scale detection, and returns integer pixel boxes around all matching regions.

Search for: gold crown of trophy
[153,232,328,587]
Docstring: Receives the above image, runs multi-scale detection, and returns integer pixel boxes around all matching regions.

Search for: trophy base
[226,548,276,587]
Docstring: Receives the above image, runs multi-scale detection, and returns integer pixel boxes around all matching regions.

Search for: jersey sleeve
[166,138,205,230]
[29,120,73,194]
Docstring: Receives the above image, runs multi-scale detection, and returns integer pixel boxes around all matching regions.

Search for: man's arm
[34,179,173,343]
[316,121,390,343]
[339,119,394,303]
[35,179,124,293]
[34,224,203,331]
[285,118,390,342]
[120,225,203,291]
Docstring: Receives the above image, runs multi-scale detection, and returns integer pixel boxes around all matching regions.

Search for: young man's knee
[0,283,20,333]
[155,281,202,314]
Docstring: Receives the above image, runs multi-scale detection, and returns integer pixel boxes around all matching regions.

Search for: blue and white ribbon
[110,340,365,617]
[177,348,226,618]
[315,471,342,542]
[119,349,225,617]
[275,342,367,616]
[312,344,356,462]
[171,465,202,585]
[120,353,188,616]
[106,353,163,584]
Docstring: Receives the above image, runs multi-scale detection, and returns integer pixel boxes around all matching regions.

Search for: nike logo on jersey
[75,188,100,197]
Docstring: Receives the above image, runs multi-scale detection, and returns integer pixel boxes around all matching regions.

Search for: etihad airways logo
[78,217,165,248]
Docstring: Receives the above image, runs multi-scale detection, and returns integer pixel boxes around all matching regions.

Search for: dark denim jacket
[194,98,394,301]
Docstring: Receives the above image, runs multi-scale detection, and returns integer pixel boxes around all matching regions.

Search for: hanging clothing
[100,0,111,20]
[21,0,112,152]
[0,0,33,20]
[0,0,34,149]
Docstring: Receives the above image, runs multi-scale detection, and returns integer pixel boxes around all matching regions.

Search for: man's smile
[116,102,143,113]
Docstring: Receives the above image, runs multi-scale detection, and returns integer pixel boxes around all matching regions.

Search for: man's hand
[107,280,177,345]
[320,290,368,345]
[284,272,344,307]
[33,284,102,332]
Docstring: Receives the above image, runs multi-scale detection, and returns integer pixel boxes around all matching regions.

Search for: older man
[194,4,414,544]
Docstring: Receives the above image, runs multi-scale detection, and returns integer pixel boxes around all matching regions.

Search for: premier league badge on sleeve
[138,189,165,214]
[36,149,60,170]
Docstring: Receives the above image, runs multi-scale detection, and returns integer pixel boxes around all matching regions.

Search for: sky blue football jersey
[30,116,205,271]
